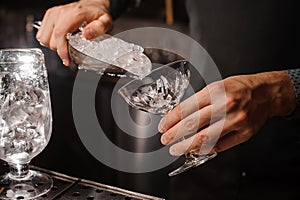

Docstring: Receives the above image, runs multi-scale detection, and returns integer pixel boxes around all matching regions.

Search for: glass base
[169,152,218,177]
[0,170,53,199]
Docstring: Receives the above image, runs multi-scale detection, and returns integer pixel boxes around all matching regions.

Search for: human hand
[36,0,112,66]
[158,71,296,156]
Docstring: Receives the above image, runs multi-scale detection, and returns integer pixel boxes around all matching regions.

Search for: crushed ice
[68,33,152,78]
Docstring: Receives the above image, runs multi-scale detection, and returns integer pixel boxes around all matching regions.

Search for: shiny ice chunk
[112,51,152,78]
[128,73,189,115]
[0,78,49,163]
[68,33,152,78]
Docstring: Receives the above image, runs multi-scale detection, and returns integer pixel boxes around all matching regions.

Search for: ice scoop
[33,21,152,78]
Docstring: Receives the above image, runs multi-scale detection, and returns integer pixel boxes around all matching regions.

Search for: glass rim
[118,59,188,91]
[0,47,43,53]
[0,48,44,64]
[118,59,190,113]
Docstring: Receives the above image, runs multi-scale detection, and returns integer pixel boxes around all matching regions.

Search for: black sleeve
[287,69,300,118]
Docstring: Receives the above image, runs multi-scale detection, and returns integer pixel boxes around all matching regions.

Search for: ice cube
[112,51,152,78]
[160,75,170,89]
[11,136,33,153]
[0,117,9,137]
[68,33,152,78]
[4,105,29,128]
[19,63,36,80]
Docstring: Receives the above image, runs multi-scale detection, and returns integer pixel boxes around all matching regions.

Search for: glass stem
[8,163,31,180]
[185,152,194,160]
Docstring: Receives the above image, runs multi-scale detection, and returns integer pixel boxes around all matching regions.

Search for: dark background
[0,1,300,199]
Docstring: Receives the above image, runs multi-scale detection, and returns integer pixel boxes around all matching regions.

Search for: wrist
[252,71,296,117]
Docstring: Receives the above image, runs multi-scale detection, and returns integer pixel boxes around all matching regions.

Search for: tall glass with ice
[0,48,53,199]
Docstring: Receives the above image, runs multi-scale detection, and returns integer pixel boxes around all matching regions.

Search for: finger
[36,8,56,47]
[55,36,70,66]
[158,87,211,133]
[168,111,248,156]
[212,130,252,153]
[36,27,52,48]
[51,14,86,66]
[52,22,73,66]
[168,118,228,156]
[82,13,112,39]
[160,105,212,145]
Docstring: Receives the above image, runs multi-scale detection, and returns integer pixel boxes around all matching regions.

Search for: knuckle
[103,19,113,31]
[183,117,198,133]
[226,96,238,111]
[193,133,207,149]
[238,129,253,141]
[94,20,106,30]
[102,13,113,24]
[174,105,184,120]
[164,132,175,143]
[209,81,224,93]
[53,29,65,39]
[71,4,86,20]
[45,6,57,15]
[73,3,84,12]
[47,6,65,18]
[49,39,57,51]
[208,81,219,90]
[195,89,206,102]
[236,110,248,123]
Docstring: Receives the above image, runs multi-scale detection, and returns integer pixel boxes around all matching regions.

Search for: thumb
[82,13,112,39]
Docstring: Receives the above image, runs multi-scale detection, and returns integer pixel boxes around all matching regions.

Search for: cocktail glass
[118,60,217,176]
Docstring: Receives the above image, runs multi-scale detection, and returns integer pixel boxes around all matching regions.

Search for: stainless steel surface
[28,166,164,200]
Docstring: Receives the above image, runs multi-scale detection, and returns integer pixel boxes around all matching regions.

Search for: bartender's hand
[159,71,296,156]
[36,0,112,66]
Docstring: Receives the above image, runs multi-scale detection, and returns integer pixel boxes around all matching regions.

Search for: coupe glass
[0,48,53,199]
[118,60,217,176]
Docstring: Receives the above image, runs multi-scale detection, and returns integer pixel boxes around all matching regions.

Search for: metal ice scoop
[33,21,152,78]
